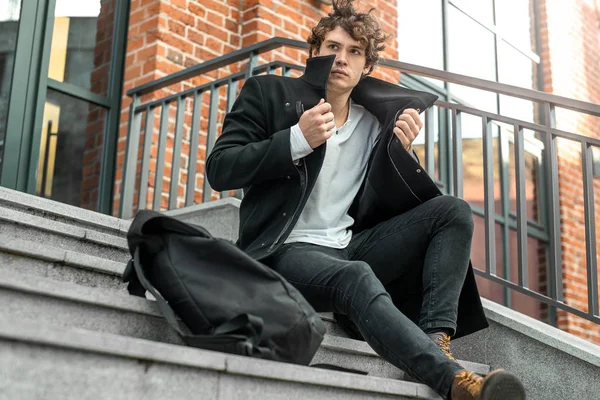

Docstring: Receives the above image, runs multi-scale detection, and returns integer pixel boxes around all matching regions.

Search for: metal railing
[122,38,600,327]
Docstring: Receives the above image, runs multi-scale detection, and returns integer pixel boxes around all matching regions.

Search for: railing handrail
[127,37,600,118]
[380,59,600,117]
[126,38,308,97]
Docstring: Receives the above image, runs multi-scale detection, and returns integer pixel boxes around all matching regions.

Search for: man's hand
[298,99,335,149]
[393,108,423,152]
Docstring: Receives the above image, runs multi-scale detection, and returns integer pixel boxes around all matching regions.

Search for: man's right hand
[298,99,335,149]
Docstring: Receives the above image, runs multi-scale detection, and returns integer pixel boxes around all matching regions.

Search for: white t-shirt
[285,100,381,248]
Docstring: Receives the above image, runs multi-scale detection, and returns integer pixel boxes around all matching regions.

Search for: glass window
[49,0,112,95]
[38,89,107,210]
[397,0,444,71]
[447,5,498,113]
[450,0,495,25]
[0,0,22,176]
[495,0,536,53]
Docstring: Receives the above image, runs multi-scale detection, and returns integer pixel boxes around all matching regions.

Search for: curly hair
[307,0,389,75]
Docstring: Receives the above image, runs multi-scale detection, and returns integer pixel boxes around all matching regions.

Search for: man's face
[313,26,370,95]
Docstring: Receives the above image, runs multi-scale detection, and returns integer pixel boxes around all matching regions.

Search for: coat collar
[299,54,438,126]
[299,54,336,89]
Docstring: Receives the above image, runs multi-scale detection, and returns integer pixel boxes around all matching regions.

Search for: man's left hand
[393,108,423,152]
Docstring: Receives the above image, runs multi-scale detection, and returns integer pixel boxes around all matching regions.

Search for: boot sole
[480,370,526,400]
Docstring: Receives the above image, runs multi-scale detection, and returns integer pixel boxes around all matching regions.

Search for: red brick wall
[114,0,400,216]
[114,0,242,216]
[539,0,600,344]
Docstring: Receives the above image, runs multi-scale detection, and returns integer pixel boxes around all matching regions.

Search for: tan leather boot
[450,369,526,400]
[427,332,456,361]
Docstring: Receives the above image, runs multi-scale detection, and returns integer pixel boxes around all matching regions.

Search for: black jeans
[265,195,474,398]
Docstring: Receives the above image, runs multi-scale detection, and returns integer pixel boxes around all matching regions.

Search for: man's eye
[329,44,338,50]
[352,50,361,55]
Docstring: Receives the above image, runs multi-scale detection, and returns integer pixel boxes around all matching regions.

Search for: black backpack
[122,210,326,365]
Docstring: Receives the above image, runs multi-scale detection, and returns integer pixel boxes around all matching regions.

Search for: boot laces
[436,334,456,361]
[456,371,483,397]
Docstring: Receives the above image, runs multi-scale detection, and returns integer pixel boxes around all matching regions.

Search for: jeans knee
[339,262,384,295]
[437,196,474,233]
[337,262,388,314]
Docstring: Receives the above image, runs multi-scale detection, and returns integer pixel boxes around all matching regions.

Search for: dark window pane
[0,0,22,176]
[49,0,114,95]
[37,89,107,211]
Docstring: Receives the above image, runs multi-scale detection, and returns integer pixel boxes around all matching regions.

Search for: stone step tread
[0,270,490,376]
[0,186,129,234]
[0,234,125,276]
[0,316,442,399]
[0,206,128,250]
[0,186,241,239]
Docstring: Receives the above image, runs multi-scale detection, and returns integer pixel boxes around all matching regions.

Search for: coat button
[285,102,290,107]
[287,176,291,179]
[416,169,422,173]
[416,108,421,113]
[283,213,287,217]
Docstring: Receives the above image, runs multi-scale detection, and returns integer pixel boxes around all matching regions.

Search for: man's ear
[312,48,320,57]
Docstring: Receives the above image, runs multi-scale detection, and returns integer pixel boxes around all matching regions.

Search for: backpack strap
[127,247,272,359]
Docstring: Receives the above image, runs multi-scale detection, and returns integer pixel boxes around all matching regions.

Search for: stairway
[0,187,598,400]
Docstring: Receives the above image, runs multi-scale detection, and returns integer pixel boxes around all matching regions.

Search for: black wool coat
[206,54,489,338]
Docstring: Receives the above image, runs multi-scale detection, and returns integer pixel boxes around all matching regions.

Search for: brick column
[538,0,600,344]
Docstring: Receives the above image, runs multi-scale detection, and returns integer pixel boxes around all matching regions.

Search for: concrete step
[0,186,129,237]
[0,206,129,263]
[0,271,489,381]
[0,186,241,242]
[0,317,442,400]
[0,234,125,293]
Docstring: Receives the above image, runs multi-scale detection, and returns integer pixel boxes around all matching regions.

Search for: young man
[206,1,526,399]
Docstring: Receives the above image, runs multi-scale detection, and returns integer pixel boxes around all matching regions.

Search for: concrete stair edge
[0,186,242,237]
[0,234,125,276]
[0,186,129,234]
[480,297,600,368]
[0,316,440,399]
[0,207,128,250]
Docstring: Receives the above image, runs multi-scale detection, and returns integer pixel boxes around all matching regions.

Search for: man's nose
[335,55,348,66]
[335,51,349,66]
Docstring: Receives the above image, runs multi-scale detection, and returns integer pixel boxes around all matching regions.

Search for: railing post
[138,106,155,211]
[499,123,511,306]
[203,85,220,203]
[482,116,496,276]
[451,108,463,198]
[543,103,563,318]
[120,94,142,219]
[424,107,435,176]
[514,124,529,289]
[153,102,170,211]
[185,91,202,207]
[581,141,599,318]
[169,97,185,210]
[246,51,259,80]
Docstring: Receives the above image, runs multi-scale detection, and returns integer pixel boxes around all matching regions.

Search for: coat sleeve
[205,77,299,192]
